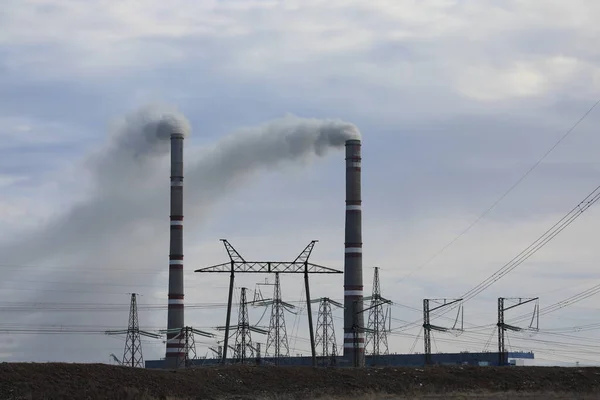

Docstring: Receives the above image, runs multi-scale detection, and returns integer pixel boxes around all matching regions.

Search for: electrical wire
[460,185,600,303]
[388,185,600,333]
[398,98,600,282]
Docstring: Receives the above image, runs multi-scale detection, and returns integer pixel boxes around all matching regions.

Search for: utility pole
[497,297,539,366]
[195,239,342,366]
[312,297,343,366]
[365,267,391,362]
[105,293,161,368]
[422,298,463,365]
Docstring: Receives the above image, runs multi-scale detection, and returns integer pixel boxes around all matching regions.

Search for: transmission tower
[105,293,161,368]
[312,297,342,366]
[217,287,267,363]
[160,326,214,368]
[497,297,539,366]
[195,239,342,366]
[365,267,391,361]
[235,287,254,362]
[265,272,292,362]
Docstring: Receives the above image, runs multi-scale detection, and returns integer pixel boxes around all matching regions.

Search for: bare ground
[1,363,600,400]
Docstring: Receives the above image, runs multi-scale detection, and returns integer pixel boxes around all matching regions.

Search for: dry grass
[274,394,600,400]
[9,390,598,400]
[3,363,600,400]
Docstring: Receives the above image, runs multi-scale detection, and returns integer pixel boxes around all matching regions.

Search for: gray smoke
[2,107,359,267]
[0,105,360,361]
[88,104,190,193]
[185,114,360,206]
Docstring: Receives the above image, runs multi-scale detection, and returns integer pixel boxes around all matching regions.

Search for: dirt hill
[1,363,600,399]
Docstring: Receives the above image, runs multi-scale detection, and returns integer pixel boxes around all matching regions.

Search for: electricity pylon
[105,293,161,368]
[217,287,267,364]
[265,273,294,362]
[195,239,342,366]
[235,287,254,362]
[159,326,215,368]
[365,267,392,359]
[312,297,343,366]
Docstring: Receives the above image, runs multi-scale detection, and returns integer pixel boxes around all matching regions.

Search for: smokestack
[165,130,185,368]
[343,139,364,367]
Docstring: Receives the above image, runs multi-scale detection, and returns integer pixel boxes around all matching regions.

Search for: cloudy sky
[1,0,600,366]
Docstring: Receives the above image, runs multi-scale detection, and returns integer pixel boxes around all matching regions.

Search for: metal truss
[195,239,342,366]
[196,241,341,274]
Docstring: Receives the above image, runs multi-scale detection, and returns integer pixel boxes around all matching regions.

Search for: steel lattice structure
[235,288,254,363]
[265,273,290,361]
[217,287,267,364]
[160,326,215,368]
[365,267,391,362]
[312,297,342,366]
[106,293,161,368]
[195,239,342,366]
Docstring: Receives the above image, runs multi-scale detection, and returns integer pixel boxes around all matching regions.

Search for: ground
[1,363,600,399]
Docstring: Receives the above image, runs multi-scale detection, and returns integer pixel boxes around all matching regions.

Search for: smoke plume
[2,107,359,266]
[0,105,360,361]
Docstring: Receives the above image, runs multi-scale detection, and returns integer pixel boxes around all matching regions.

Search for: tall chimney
[343,139,365,367]
[165,131,185,368]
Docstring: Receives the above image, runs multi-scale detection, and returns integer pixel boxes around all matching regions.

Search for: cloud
[0,104,361,361]
[1,0,600,365]
[2,0,599,104]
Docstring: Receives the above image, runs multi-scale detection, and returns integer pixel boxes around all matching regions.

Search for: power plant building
[148,135,533,370]
[146,351,535,368]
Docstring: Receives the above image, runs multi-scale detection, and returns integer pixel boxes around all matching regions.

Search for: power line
[399,98,600,282]
[460,185,600,303]
[0,301,229,312]
[390,272,600,334]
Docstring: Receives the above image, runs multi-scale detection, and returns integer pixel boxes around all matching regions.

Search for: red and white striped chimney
[343,139,365,367]
[165,131,185,368]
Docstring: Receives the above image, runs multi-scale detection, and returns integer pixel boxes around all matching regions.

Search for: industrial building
[145,351,534,368]
[127,129,540,371]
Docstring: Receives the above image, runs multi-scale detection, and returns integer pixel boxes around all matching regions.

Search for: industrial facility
[145,352,534,369]
[106,124,539,370]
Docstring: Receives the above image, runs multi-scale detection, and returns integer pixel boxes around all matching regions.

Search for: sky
[1,0,600,367]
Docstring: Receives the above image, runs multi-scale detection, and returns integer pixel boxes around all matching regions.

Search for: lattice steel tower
[234,287,255,363]
[365,267,390,357]
[124,293,143,367]
[266,272,290,360]
[314,297,342,366]
[180,327,197,367]
[160,326,214,368]
[105,293,160,368]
